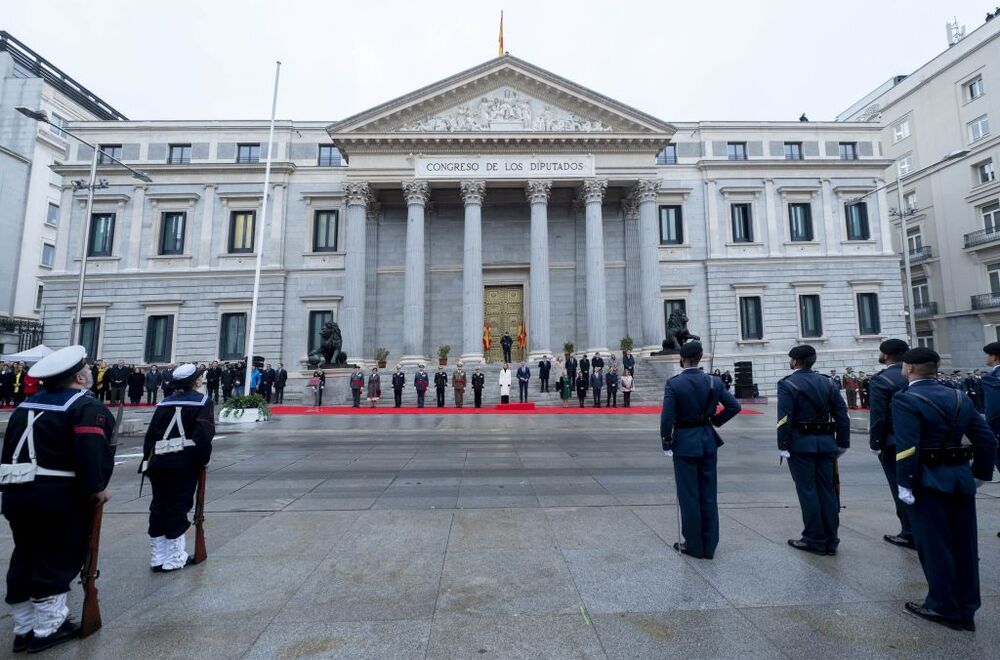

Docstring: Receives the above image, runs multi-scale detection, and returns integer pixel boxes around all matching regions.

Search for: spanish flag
[498,11,504,57]
[483,322,492,352]
[517,322,527,349]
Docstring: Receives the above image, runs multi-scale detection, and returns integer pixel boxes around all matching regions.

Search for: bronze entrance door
[484,285,524,363]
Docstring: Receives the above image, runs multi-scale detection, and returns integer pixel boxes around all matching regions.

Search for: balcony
[913,302,938,318]
[965,227,1000,249]
[972,293,1000,310]
[908,245,933,262]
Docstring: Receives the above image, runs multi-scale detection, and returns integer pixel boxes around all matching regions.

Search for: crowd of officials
[830,366,986,412]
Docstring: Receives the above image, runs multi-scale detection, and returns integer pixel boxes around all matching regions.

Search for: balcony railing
[908,245,933,262]
[965,227,1000,249]
[913,302,938,318]
[972,293,1000,310]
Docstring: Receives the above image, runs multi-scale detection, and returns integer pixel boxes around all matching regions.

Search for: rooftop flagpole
[244,60,281,394]
[498,10,504,56]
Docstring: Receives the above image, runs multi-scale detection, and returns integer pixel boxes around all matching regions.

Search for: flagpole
[244,61,281,394]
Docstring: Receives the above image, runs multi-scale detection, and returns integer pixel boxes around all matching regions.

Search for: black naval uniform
[471,371,485,408]
[869,359,914,546]
[142,390,214,544]
[434,370,448,407]
[392,371,406,408]
[777,364,850,555]
[2,389,114,615]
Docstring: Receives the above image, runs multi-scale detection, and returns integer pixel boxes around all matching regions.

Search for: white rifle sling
[154,407,196,455]
[0,410,75,484]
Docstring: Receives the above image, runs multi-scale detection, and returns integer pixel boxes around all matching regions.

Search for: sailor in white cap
[1,345,114,653]
[141,363,214,573]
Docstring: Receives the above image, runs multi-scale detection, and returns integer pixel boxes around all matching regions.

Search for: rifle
[192,466,208,564]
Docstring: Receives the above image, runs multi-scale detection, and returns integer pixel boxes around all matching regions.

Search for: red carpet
[270,405,764,416]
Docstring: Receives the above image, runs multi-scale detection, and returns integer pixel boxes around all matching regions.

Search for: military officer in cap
[434,366,448,408]
[453,362,467,408]
[982,342,1000,537]
[892,347,995,631]
[391,364,406,408]
[660,341,742,558]
[471,365,485,408]
[869,338,916,549]
[777,344,850,556]
[141,364,214,573]
[414,364,429,408]
[1,345,114,653]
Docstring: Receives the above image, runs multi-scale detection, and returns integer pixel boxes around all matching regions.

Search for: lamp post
[851,148,969,343]
[15,107,151,347]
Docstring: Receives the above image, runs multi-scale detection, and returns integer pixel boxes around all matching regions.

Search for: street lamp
[15,106,152,346]
[851,148,970,343]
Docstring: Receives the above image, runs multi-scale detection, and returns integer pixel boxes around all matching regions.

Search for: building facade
[0,31,125,353]
[839,14,1000,368]
[40,56,904,392]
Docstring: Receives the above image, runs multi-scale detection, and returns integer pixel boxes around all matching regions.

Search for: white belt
[0,410,76,483]
[35,467,76,478]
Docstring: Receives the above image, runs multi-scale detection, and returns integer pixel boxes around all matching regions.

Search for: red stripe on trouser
[74,426,106,437]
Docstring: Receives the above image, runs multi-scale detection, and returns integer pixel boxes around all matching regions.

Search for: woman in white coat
[498,362,512,404]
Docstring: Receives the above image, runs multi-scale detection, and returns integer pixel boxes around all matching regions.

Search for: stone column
[526,180,553,360]
[341,182,369,362]
[460,180,486,364]
[582,178,609,353]
[635,179,664,351]
[401,180,430,363]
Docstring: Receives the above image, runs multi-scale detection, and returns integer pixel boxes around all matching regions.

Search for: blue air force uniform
[661,343,741,559]
[892,347,996,630]
[777,345,850,555]
[868,339,915,547]
[981,343,1000,473]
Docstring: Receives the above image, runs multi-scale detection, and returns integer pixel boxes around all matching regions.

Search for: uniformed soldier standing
[892,348,996,631]
[777,345,850,556]
[868,338,916,549]
[661,342,741,559]
[471,365,485,408]
[434,366,448,407]
[391,364,406,408]
[980,342,1000,538]
[414,364,429,408]
[1,345,114,653]
[142,364,214,573]
[349,366,364,408]
[452,362,467,408]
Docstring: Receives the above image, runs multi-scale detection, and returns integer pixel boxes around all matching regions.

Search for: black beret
[679,341,703,359]
[879,338,909,356]
[901,347,939,365]
[984,342,1000,357]
[788,344,816,360]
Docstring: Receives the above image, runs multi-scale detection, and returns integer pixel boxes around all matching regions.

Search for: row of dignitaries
[0,363,36,408]
[381,363,487,408]
[1,346,114,653]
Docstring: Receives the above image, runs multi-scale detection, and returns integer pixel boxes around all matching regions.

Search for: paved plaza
[1,408,997,658]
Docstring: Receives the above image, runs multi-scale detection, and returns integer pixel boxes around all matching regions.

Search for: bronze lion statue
[662,310,700,352]
[307,321,348,368]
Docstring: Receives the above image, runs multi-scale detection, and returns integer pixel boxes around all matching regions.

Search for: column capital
[622,195,640,219]
[345,181,371,207]
[365,201,381,223]
[634,178,661,203]
[402,180,430,205]
[460,180,486,205]
[580,178,608,204]
[524,179,552,204]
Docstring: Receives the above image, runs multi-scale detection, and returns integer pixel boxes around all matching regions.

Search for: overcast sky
[4,0,992,122]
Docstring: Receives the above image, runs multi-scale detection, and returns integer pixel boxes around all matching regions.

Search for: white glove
[664,450,673,458]
[897,486,915,505]
[779,450,791,459]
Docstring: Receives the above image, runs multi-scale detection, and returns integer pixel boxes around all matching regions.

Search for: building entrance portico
[484,284,523,363]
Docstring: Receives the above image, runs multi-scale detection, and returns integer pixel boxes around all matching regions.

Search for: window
[911,278,930,306]
[308,310,333,353]
[976,160,995,184]
[236,143,260,163]
[317,145,340,167]
[906,227,923,253]
[48,113,68,138]
[897,155,913,176]
[798,294,823,338]
[916,331,935,350]
[856,292,881,335]
[312,210,339,252]
[40,243,55,268]
[659,205,683,244]
[968,76,985,100]
[788,203,813,241]
[79,317,100,360]
[159,212,186,255]
[731,203,753,242]
[34,284,43,311]
[968,115,990,142]
[845,202,870,240]
[893,118,910,142]
[663,299,686,331]
[228,211,255,253]
[739,296,763,340]
[97,144,122,164]
[168,144,191,164]
[783,142,802,160]
[727,142,747,161]
[219,313,247,360]
[144,315,174,364]
[990,264,1000,295]
[88,213,115,257]
[656,144,677,165]
[45,202,59,226]
[983,202,1000,233]
[839,142,858,160]
[904,191,917,212]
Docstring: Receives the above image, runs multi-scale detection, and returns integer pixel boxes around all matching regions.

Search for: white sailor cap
[171,363,201,385]
[28,345,87,381]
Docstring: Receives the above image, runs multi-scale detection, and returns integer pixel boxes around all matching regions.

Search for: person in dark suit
[501,332,513,363]
[777,344,850,556]
[579,354,590,380]
[622,351,635,378]
[565,353,577,383]
[605,367,619,407]
[205,361,222,403]
[592,353,605,373]
[471,365,485,408]
[590,367,603,407]
[868,338,915,549]
[274,363,288,404]
[576,370,588,407]
[434,366,448,407]
[414,364,429,408]
[538,356,551,393]
[516,362,530,403]
[260,363,275,402]
[661,341,742,558]
[893,347,996,632]
[220,362,234,401]
[391,364,406,408]
[980,343,1000,538]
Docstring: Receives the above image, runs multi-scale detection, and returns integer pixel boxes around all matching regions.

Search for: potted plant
[563,341,575,360]
[619,336,634,354]
[219,393,271,425]
[375,347,389,369]
[438,344,451,366]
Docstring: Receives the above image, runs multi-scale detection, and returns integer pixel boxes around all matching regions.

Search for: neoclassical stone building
[41,56,904,391]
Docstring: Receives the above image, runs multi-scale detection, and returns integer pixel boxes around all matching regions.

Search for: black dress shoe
[13,632,33,653]
[787,539,830,556]
[884,534,917,549]
[962,620,976,632]
[904,602,964,631]
[672,542,704,558]
[27,619,80,654]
